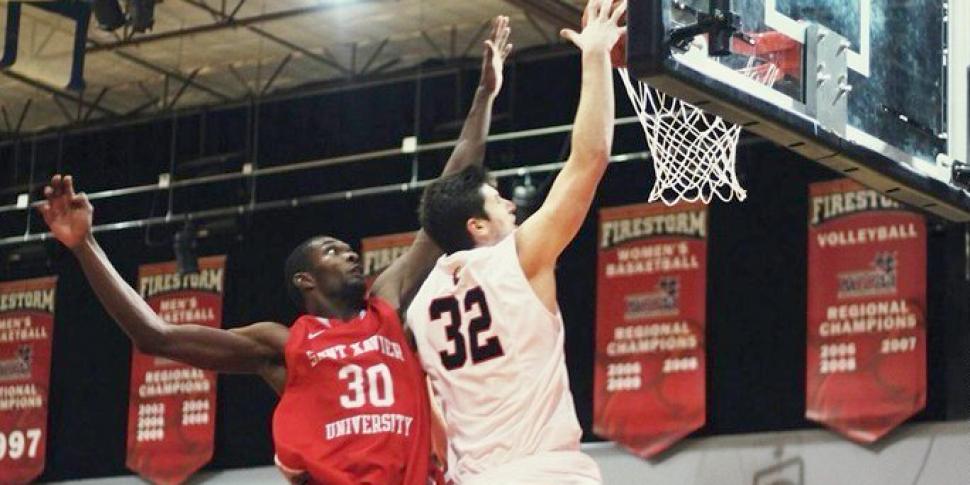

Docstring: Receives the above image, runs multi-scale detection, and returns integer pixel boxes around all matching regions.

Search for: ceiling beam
[261,54,292,95]
[359,38,390,76]
[524,12,553,43]
[165,69,201,109]
[461,20,493,58]
[51,94,76,123]
[15,98,32,132]
[180,0,352,76]
[108,49,232,102]
[0,69,119,116]
[86,0,384,54]
[0,46,576,144]
[503,0,582,31]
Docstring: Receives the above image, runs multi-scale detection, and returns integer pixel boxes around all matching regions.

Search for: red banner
[126,256,226,484]
[594,202,707,458]
[807,179,926,443]
[361,231,417,288]
[0,276,56,484]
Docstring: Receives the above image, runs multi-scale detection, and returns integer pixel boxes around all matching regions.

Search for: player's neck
[472,234,500,249]
[308,297,365,321]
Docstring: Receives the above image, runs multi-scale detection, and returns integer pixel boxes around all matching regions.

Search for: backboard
[627,0,970,221]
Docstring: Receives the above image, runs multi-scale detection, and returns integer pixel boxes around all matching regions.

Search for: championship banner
[807,179,926,443]
[361,231,416,287]
[0,276,56,484]
[127,256,226,484]
[594,202,707,458]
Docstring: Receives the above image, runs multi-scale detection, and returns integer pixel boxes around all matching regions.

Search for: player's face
[307,237,366,301]
[474,184,517,245]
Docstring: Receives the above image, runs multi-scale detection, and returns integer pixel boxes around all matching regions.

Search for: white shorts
[459,450,602,485]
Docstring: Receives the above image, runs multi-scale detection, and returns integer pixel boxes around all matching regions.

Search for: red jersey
[273,297,433,485]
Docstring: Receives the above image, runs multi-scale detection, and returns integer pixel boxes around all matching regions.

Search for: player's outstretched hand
[481,15,513,97]
[560,0,626,54]
[38,174,93,250]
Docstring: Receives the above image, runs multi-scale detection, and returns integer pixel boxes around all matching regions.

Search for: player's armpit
[255,357,288,395]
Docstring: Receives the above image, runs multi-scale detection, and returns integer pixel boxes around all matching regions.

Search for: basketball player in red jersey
[37,16,513,485]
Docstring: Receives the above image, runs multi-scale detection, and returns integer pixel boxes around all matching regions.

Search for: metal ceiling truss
[0,44,578,147]
[2,1,386,128]
[502,0,581,30]
[0,0,585,140]
[86,0,386,54]
[0,0,427,133]
[180,0,353,77]
[0,99,31,135]
[0,69,118,117]
[107,48,232,102]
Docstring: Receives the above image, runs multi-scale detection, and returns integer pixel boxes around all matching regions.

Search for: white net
[619,61,781,205]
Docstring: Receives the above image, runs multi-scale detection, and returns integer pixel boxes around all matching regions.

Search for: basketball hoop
[619,32,798,205]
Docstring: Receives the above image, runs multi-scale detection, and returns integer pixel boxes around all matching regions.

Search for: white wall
[587,421,970,485]
[51,421,970,485]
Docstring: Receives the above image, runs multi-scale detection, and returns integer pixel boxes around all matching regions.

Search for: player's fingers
[560,28,580,47]
[497,15,508,35]
[503,43,513,58]
[483,39,496,58]
[50,174,62,197]
[495,28,507,50]
[497,23,510,48]
[583,0,598,20]
[43,185,53,200]
[596,0,613,20]
[73,192,92,210]
[64,175,76,197]
[50,175,70,211]
[489,15,501,39]
[37,202,51,219]
[610,0,627,24]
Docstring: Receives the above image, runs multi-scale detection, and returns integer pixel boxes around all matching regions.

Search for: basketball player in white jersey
[405,1,625,483]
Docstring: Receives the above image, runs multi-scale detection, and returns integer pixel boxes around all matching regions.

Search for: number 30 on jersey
[338,363,394,409]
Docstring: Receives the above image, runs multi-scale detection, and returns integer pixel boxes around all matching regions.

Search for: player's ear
[292,272,315,292]
[466,217,487,240]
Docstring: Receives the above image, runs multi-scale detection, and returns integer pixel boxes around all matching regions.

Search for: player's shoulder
[453,234,515,267]
[466,233,520,273]
[367,295,395,313]
[229,321,290,348]
[233,320,288,334]
[365,296,406,326]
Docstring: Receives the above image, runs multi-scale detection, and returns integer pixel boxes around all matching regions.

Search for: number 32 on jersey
[428,287,505,370]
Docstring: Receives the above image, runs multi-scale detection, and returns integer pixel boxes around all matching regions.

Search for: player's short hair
[284,236,320,308]
[419,165,491,254]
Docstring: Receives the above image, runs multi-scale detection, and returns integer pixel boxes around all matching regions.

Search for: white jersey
[407,233,601,484]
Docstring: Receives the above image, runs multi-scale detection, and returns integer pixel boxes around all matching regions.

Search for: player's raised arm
[38,175,287,380]
[440,15,512,176]
[372,15,512,310]
[517,0,625,278]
